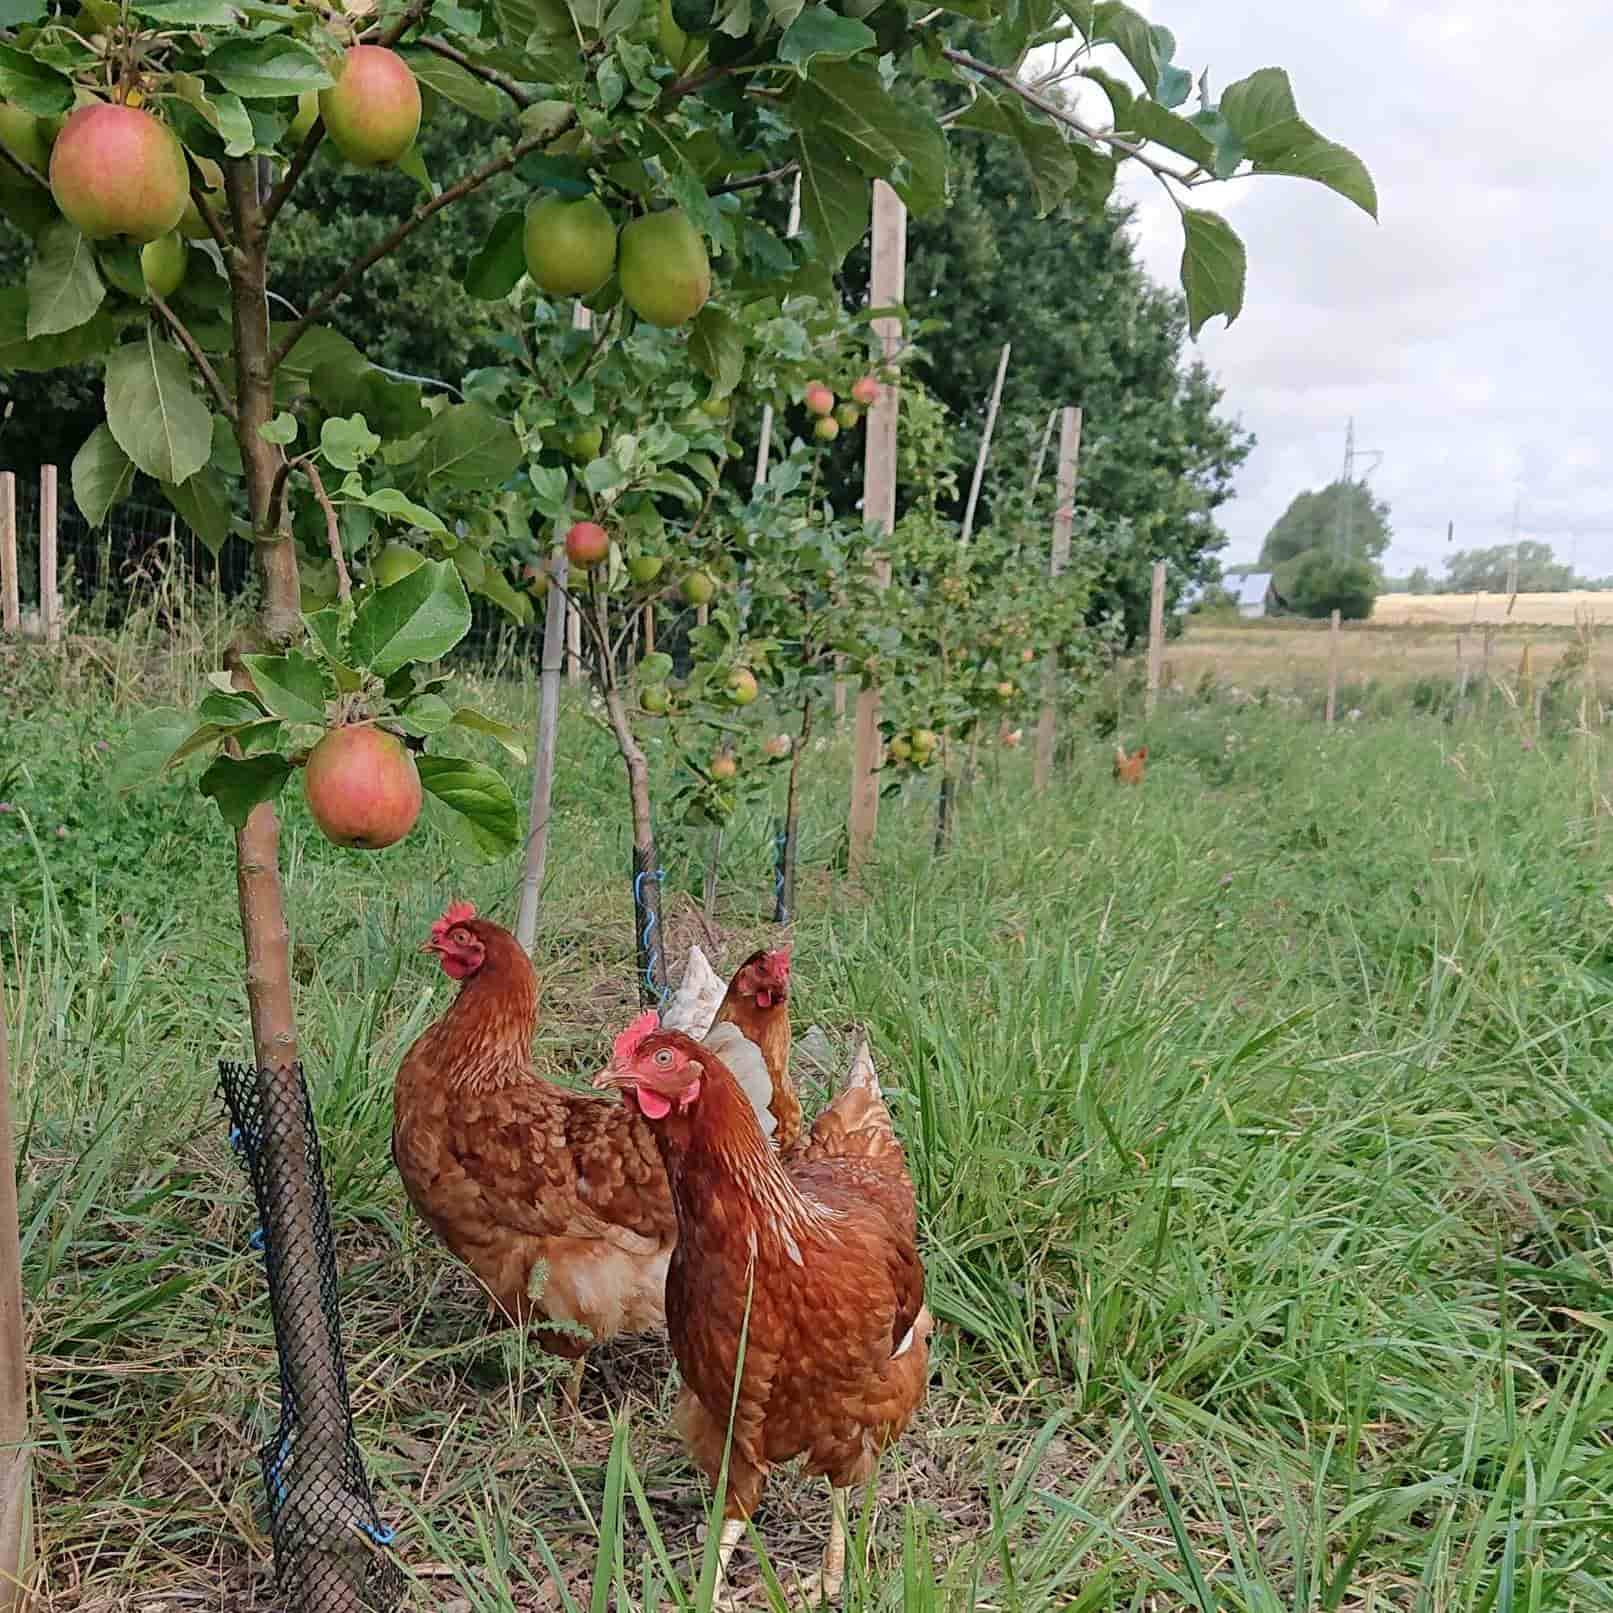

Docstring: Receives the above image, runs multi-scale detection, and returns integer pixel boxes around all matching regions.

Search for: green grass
[6,645,1613,1610]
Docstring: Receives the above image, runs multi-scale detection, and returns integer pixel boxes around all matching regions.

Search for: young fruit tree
[0,0,1375,1591]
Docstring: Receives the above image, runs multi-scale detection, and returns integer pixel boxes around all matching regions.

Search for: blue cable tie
[360,1521,397,1547]
[633,864,669,1002]
[249,1226,265,1252]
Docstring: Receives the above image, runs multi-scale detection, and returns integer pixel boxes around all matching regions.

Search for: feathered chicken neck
[418,931,540,1093]
[656,1047,836,1253]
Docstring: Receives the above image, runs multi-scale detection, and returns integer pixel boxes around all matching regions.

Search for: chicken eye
[653,1049,674,1067]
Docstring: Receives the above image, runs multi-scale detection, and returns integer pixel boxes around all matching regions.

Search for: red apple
[303,725,422,850]
[565,520,610,569]
[804,383,834,417]
[762,734,792,759]
[319,46,421,169]
[850,375,879,407]
[49,103,188,242]
[521,560,549,598]
[709,753,737,781]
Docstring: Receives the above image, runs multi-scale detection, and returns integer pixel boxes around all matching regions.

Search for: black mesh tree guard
[219,1060,402,1612]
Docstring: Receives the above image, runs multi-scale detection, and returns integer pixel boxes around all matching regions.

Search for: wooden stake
[39,465,59,647]
[1033,406,1081,793]
[753,173,802,493]
[1325,608,1341,724]
[0,961,33,1613]
[0,474,16,636]
[846,181,904,876]
[1144,559,1166,720]
[1026,407,1057,497]
[515,549,568,954]
[959,342,1010,545]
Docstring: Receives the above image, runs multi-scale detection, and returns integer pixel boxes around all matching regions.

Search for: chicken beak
[592,1064,632,1092]
[418,939,442,956]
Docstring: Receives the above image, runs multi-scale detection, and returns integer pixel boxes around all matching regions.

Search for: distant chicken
[1113,743,1147,784]
[596,1019,931,1604]
[392,903,795,1409]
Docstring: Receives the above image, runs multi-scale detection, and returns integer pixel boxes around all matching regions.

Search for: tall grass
[4,639,1613,1609]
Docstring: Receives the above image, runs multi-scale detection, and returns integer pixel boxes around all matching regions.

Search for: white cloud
[1105,2,1613,576]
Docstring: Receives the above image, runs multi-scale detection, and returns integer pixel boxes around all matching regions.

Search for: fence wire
[218,1060,402,1613]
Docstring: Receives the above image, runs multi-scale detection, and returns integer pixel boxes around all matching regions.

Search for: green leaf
[240,649,331,723]
[259,411,298,445]
[26,221,105,339]
[199,753,294,829]
[637,652,673,683]
[402,47,506,119]
[1125,99,1215,169]
[791,133,869,269]
[1245,121,1377,219]
[465,211,529,301]
[163,465,233,555]
[171,73,256,156]
[398,692,455,735]
[356,486,449,533]
[134,0,239,21]
[396,145,435,199]
[0,44,73,115]
[418,754,520,863]
[111,705,193,791]
[204,36,336,99]
[790,60,946,216]
[303,607,351,668]
[198,690,264,725]
[1179,207,1246,337]
[210,413,244,476]
[418,402,521,489]
[472,563,534,626]
[105,330,213,486]
[71,425,135,528]
[0,0,48,25]
[1217,66,1297,139]
[688,305,743,398]
[0,288,111,369]
[955,91,1077,215]
[778,5,876,72]
[1089,1,1157,90]
[450,706,529,762]
[321,413,381,471]
[310,360,430,441]
[348,558,471,677]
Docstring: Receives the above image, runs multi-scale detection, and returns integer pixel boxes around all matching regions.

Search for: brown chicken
[1113,742,1147,783]
[595,1019,931,1603]
[704,947,801,1152]
[392,903,794,1409]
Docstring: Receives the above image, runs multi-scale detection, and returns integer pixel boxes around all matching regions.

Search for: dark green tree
[1443,540,1574,593]
[1288,551,1378,620]
[1260,479,1392,569]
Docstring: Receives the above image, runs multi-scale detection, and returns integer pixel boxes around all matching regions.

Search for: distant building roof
[1234,572,1273,606]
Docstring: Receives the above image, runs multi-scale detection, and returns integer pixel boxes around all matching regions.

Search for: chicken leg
[793,1486,852,1604]
[712,1518,747,1612]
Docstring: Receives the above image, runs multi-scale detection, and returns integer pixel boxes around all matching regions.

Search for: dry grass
[1375,590,1613,626]
[1166,616,1613,696]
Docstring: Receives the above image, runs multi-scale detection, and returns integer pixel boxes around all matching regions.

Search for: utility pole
[1332,417,1383,558]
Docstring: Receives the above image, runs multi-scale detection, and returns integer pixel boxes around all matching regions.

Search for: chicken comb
[762,946,791,979]
[430,899,477,943]
[612,1008,662,1065]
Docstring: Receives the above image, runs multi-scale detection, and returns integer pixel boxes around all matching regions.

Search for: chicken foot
[792,1486,853,1605]
[711,1518,747,1611]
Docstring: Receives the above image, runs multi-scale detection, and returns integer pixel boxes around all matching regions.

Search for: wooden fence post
[753,173,802,494]
[0,960,32,1613]
[0,474,16,636]
[1033,406,1081,793]
[1325,608,1341,724]
[959,342,1010,546]
[1144,559,1165,719]
[39,465,59,647]
[846,180,904,877]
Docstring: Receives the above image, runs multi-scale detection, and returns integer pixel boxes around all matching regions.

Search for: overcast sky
[1102,1,1613,579]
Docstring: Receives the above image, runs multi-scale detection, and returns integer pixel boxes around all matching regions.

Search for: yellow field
[1374,591,1613,626]
[1167,615,1613,695]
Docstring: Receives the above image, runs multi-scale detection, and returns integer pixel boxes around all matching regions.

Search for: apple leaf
[790,131,868,269]
[348,558,471,677]
[321,413,381,471]
[397,693,455,738]
[240,649,330,724]
[778,6,876,73]
[418,754,521,863]
[198,690,265,725]
[204,36,336,99]
[134,0,239,22]
[199,753,295,829]
[105,330,213,487]
[465,212,528,301]
[1179,207,1246,337]
[162,464,233,556]
[689,306,744,399]
[402,47,505,120]
[259,411,298,445]
[418,402,522,489]
[0,288,112,370]
[1088,1,1157,90]
[71,425,136,528]
[449,707,529,763]
[26,221,105,339]
[110,705,194,791]
[954,91,1078,215]
[472,562,534,626]
[351,484,449,534]
[0,43,73,114]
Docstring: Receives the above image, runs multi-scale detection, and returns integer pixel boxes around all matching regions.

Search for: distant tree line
[1384,540,1613,595]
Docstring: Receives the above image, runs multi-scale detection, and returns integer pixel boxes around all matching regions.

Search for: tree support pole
[1033,406,1081,793]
